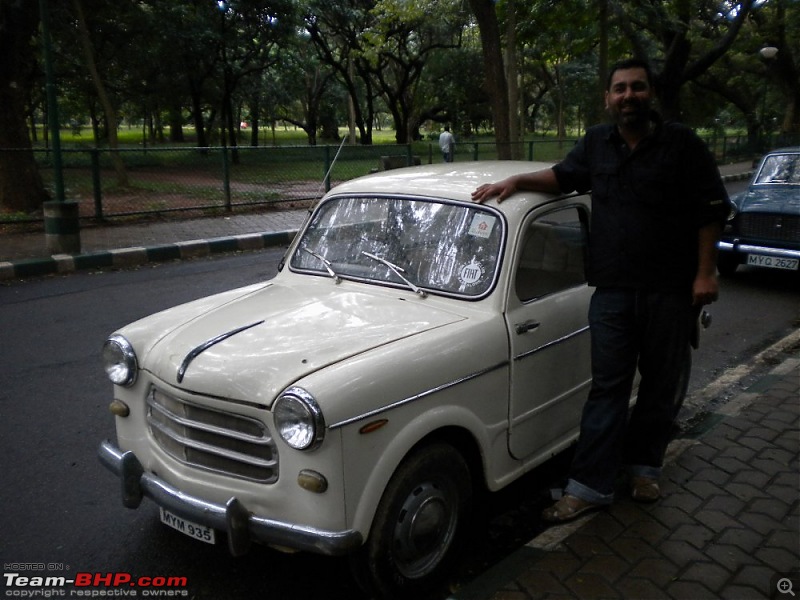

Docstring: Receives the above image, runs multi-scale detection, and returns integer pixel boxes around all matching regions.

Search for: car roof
[325,160,561,214]
[764,147,800,155]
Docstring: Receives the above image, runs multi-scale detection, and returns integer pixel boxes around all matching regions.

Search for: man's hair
[606,58,655,91]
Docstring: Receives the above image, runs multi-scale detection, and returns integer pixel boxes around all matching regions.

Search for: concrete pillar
[44,201,81,254]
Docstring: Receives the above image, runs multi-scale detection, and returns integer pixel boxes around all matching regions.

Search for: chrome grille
[739,213,800,243]
[147,387,278,483]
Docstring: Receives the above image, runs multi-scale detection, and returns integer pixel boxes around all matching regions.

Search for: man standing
[472,58,730,522]
[439,126,456,162]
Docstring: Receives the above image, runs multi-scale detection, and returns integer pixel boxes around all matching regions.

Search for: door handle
[515,320,540,334]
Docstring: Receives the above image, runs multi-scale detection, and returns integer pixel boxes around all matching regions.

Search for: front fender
[342,401,504,537]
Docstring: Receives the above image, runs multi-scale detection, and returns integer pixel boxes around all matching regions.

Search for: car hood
[735,187,800,214]
[140,280,466,406]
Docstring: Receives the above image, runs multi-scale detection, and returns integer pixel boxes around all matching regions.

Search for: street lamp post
[759,46,779,151]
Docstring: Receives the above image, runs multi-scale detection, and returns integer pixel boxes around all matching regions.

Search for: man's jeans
[565,287,693,504]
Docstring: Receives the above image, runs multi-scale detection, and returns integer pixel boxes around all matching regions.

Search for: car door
[505,199,593,461]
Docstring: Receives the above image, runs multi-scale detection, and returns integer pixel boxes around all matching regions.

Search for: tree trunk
[468,0,512,159]
[72,0,128,186]
[189,88,208,148]
[505,0,522,159]
[168,104,185,143]
[589,0,609,127]
[0,0,49,213]
[772,0,799,137]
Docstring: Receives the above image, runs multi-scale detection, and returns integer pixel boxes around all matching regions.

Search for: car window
[515,206,588,301]
[290,196,505,299]
[755,153,800,185]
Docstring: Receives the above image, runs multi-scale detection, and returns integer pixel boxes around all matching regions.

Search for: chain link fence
[0,133,777,229]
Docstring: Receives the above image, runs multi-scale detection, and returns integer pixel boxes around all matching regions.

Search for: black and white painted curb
[0,230,297,281]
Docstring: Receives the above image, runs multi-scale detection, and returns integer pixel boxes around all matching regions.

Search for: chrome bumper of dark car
[718,241,800,259]
[98,440,362,557]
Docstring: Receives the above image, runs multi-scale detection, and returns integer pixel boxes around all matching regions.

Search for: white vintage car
[98,162,689,597]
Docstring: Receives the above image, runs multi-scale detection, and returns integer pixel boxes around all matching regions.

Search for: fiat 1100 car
[98,162,692,597]
[717,147,800,275]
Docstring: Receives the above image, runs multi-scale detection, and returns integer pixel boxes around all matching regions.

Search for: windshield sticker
[468,213,496,239]
[458,259,485,286]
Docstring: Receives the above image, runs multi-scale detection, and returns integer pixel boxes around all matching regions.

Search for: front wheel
[350,442,472,599]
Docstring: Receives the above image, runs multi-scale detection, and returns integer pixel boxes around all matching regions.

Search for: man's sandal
[630,476,661,503]
[541,494,602,523]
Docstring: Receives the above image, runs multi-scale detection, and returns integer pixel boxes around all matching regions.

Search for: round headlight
[102,334,138,387]
[274,387,325,450]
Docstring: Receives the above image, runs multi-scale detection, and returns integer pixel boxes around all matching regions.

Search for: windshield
[290,196,505,299]
[755,153,800,185]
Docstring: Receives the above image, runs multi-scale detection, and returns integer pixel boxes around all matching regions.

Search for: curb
[721,171,753,182]
[0,170,753,282]
[0,230,298,281]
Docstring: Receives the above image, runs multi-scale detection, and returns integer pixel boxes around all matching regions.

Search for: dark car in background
[717,148,800,276]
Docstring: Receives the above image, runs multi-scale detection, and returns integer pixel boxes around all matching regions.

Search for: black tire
[350,442,472,599]
[717,253,739,276]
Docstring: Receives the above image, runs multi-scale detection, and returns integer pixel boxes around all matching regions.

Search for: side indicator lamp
[359,419,389,435]
[109,399,130,417]
[297,469,328,494]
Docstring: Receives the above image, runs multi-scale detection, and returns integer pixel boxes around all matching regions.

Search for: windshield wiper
[302,247,341,283]
[361,251,427,298]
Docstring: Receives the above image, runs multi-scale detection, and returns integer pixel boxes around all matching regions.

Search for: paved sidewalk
[0,209,309,280]
[0,162,753,281]
[452,330,800,600]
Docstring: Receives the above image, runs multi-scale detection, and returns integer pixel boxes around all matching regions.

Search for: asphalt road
[0,249,370,599]
[1,195,797,598]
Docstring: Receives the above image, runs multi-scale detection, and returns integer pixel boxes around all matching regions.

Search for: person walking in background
[439,126,455,163]
[472,58,730,523]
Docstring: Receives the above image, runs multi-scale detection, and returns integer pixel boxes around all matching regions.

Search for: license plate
[159,508,216,544]
[746,254,799,271]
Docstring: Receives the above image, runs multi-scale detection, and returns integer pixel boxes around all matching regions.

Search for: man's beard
[614,100,651,129]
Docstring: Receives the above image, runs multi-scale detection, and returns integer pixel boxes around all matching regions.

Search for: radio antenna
[318,135,349,198]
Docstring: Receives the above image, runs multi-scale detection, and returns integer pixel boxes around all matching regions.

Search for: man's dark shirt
[552,116,730,292]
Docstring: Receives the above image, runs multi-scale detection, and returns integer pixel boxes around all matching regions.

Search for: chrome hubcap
[392,482,456,578]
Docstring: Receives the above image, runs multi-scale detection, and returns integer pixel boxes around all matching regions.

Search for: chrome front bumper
[718,241,800,259]
[98,440,362,557]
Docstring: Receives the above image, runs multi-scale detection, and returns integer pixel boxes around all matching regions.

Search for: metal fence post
[221,146,232,211]
[91,149,103,220]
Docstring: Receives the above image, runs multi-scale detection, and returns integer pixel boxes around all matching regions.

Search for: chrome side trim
[328,361,509,430]
[513,325,590,362]
[177,320,264,383]
[98,441,362,557]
